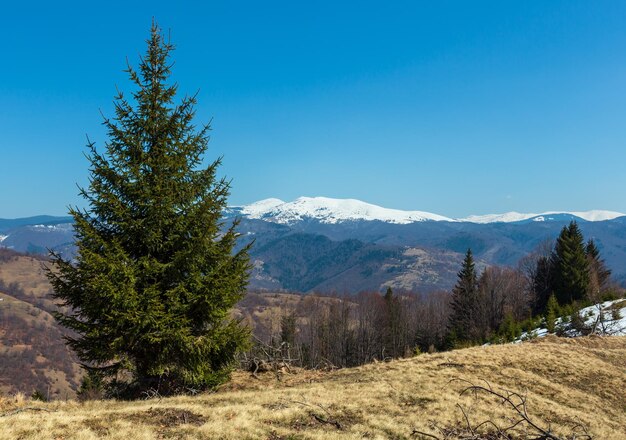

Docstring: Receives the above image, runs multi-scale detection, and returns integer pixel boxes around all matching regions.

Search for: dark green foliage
[448,249,480,344]
[532,255,553,315]
[77,370,104,401]
[31,389,48,402]
[550,221,590,305]
[531,224,613,315]
[384,286,393,301]
[569,306,591,335]
[47,23,251,397]
[496,313,520,342]
[545,294,559,333]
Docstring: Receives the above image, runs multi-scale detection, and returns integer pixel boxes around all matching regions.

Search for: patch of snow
[29,223,73,232]
[517,299,626,342]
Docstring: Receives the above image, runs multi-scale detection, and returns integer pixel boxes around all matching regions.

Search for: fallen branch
[410,379,592,439]
[285,398,343,430]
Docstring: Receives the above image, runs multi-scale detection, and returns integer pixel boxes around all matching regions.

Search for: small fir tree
[532,255,553,315]
[545,294,559,333]
[448,249,480,345]
[550,221,590,305]
[47,23,251,397]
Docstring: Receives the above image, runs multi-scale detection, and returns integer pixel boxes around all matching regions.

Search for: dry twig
[410,379,593,440]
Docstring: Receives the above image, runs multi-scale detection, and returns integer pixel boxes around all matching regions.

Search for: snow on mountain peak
[562,210,625,222]
[459,212,534,224]
[232,197,626,225]
[459,210,626,224]
[238,196,452,224]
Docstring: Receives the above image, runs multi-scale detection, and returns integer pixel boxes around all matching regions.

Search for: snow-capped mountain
[235,197,453,224]
[461,210,625,224]
[230,196,626,225]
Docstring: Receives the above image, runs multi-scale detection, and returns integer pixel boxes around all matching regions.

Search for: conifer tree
[550,221,590,305]
[448,249,479,345]
[47,23,251,397]
[545,294,559,333]
[532,255,554,315]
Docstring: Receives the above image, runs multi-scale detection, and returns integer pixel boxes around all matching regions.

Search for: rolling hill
[1,336,624,439]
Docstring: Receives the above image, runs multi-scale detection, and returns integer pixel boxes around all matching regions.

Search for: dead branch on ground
[410,378,592,440]
[285,398,343,430]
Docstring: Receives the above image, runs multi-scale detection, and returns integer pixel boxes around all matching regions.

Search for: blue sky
[2,1,626,218]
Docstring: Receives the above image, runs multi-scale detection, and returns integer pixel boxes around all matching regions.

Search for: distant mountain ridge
[229,196,625,225]
[3,197,624,230]
[2,197,626,293]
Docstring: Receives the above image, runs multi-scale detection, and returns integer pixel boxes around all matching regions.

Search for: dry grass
[0,255,51,298]
[1,336,624,439]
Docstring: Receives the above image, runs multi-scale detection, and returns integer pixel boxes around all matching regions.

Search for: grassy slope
[1,336,625,439]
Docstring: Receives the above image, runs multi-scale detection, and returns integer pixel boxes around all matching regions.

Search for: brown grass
[1,336,624,439]
[0,255,51,298]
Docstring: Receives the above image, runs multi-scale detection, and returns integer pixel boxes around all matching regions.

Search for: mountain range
[2,197,626,293]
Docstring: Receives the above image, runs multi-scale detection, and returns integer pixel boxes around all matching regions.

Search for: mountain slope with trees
[4,214,626,293]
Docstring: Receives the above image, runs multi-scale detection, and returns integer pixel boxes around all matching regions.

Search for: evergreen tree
[544,294,559,333]
[448,249,479,344]
[47,23,251,397]
[550,221,590,305]
[532,255,553,315]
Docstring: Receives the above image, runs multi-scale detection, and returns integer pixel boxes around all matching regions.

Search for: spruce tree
[545,294,559,333]
[448,249,479,345]
[47,23,251,397]
[532,255,553,315]
[550,221,590,305]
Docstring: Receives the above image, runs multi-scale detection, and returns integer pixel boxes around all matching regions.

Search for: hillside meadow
[1,336,625,439]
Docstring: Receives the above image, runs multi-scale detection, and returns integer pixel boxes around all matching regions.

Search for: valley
[3,197,626,294]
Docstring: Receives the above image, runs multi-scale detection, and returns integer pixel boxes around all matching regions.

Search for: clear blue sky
[2,1,626,218]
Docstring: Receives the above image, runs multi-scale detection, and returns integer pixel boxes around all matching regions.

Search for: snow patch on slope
[517,299,626,342]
